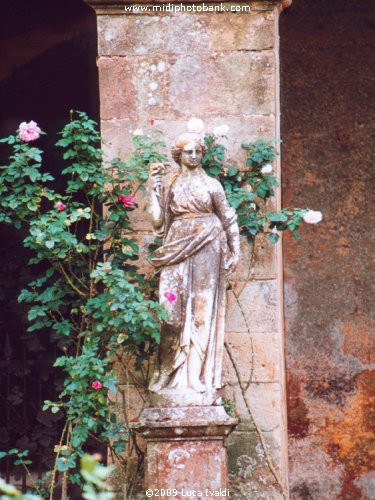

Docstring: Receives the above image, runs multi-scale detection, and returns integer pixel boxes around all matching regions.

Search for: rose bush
[0,111,167,496]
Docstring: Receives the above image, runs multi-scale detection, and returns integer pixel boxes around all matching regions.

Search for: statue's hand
[225,252,239,275]
[150,163,165,195]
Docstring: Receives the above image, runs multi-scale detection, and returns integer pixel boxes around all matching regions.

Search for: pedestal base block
[133,406,237,498]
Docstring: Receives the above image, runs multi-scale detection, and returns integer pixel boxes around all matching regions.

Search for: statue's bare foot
[149,373,170,393]
[189,379,206,393]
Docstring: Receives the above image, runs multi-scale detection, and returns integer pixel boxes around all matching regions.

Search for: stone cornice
[84,0,292,15]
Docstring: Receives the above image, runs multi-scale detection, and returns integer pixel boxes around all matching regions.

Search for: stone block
[226,430,284,500]
[99,52,275,123]
[108,384,148,422]
[223,330,280,385]
[97,57,138,120]
[224,383,253,425]
[223,381,284,433]
[127,188,153,231]
[112,351,152,387]
[100,118,135,158]
[244,382,283,433]
[231,234,277,283]
[133,55,173,121]
[97,11,275,57]
[167,51,276,118]
[226,279,279,333]
[226,430,260,474]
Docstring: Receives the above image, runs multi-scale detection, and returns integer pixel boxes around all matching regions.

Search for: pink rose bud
[164,290,177,303]
[150,119,155,125]
[56,202,66,211]
[19,121,41,142]
[91,381,103,390]
[118,194,135,208]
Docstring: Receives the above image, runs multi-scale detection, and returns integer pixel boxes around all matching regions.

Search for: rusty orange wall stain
[341,316,375,365]
[324,371,374,472]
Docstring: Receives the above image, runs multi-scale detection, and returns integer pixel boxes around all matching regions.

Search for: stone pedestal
[133,406,237,498]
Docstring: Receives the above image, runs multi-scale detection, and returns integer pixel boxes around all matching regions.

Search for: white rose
[303,210,323,224]
[187,118,205,134]
[133,128,144,136]
[213,124,229,136]
[261,164,273,174]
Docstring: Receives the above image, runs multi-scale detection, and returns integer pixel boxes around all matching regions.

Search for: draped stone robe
[149,170,238,397]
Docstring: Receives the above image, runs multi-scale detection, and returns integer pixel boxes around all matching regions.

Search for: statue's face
[180,141,203,169]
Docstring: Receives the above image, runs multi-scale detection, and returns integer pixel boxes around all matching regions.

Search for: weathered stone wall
[86,1,290,497]
[280,1,375,498]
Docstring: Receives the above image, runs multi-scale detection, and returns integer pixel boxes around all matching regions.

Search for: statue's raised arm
[148,162,166,232]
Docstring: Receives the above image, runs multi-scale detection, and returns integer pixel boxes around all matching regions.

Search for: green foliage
[0,448,32,467]
[203,135,308,243]
[0,449,42,498]
[223,398,236,418]
[0,454,114,500]
[80,454,115,500]
[0,476,41,499]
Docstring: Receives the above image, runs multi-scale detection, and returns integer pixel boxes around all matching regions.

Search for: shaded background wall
[280,1,375,498]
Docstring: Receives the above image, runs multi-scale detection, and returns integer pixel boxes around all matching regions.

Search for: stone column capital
[83,0,292,15]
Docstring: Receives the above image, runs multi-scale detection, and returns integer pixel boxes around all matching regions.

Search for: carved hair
[171,139,207,166]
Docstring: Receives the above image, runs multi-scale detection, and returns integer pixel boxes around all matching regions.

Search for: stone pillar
[84,1,291,498]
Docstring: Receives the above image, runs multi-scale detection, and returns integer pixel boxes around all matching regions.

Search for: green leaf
[267,212,288,222]
[267,233,279,244]
[56,458,71,472]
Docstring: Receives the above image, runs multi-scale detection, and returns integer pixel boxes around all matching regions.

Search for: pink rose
[164,291,177,303]
[19,121,41,142]
[150,119,155,125]
[56,202,66,211]
[118,194,135,208]
[91,381,103,390]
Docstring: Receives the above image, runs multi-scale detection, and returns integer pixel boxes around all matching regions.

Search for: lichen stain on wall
[280,0,375,498]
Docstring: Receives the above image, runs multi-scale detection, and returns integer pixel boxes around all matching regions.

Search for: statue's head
[172,133,207,170]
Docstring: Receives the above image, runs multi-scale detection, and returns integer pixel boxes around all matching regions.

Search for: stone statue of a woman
[148,130,240,406]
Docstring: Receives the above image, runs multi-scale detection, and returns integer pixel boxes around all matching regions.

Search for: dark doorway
[0,0,99,488]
